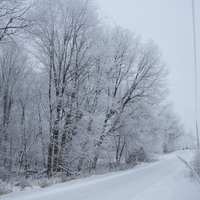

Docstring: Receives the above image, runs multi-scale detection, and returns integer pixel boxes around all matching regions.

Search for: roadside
[0,150,199,200]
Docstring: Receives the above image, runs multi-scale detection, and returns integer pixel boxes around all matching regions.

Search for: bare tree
[0,43,28,174]
[29,0,100,176]
[0,0,31,42]
[91,27,168,169]
[0,0,186,181]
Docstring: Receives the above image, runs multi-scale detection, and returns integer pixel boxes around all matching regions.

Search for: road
[1,150,199,200]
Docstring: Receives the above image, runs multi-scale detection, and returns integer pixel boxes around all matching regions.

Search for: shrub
[0,183,12,195]
[192,149,200,177]
[60,175,70,183]
[20,180,32,190]
[38,178,51,188]
[125,147,146,164]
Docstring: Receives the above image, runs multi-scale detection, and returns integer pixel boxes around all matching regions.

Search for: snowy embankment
[1,150,199,200]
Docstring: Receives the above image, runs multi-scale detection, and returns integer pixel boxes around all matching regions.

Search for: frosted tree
[0,0,187,180]
[0,43,28,176]
[0,42,45,178]
[91,26,168,169]
[159,105,185,152]
[0,0,31,42]
[29,0,101,176]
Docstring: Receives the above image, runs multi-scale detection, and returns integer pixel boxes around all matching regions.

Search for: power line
[191,0,200,148]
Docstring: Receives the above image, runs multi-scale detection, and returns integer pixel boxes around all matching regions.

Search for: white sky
[95,0,200,136]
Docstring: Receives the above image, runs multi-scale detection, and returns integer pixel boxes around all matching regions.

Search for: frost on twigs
[177,154,200,183]
[125,147,146,165]
[38,178,52,188]
[191,150,200,180]
[0,182,12,195]
[0,0,186,188]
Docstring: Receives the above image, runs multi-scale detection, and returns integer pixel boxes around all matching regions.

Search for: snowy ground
[1,150,199,200]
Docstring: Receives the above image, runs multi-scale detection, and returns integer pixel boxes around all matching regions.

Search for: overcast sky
[95,0,200,136]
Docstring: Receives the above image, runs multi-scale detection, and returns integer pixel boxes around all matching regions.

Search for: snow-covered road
[1,150,199,200]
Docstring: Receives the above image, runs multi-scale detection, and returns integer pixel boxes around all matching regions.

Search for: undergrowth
[0,161,146,196]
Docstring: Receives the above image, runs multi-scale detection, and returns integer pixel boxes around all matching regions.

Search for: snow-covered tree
[91,26,168,169]
[0,42,29,176]
[29,0,101,176]
[0,0,31,42]
[0,0,186,180]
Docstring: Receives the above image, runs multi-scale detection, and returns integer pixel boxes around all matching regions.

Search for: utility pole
[191,0,200,148]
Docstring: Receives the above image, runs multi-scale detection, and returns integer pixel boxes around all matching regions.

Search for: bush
[14,179,33,190]
[60,175,68,183]
[0,183,12,195]
[19,180,32,190]
[38,178,51,188]
[192,149,200,177]
[125,147,146,164]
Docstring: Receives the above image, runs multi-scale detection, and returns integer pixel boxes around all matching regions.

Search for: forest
[0,0,188,182]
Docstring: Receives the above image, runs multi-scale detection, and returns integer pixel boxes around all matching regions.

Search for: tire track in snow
[125,151,191,200]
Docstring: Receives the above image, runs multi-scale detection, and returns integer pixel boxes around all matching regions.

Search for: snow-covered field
[1,150,199,200]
